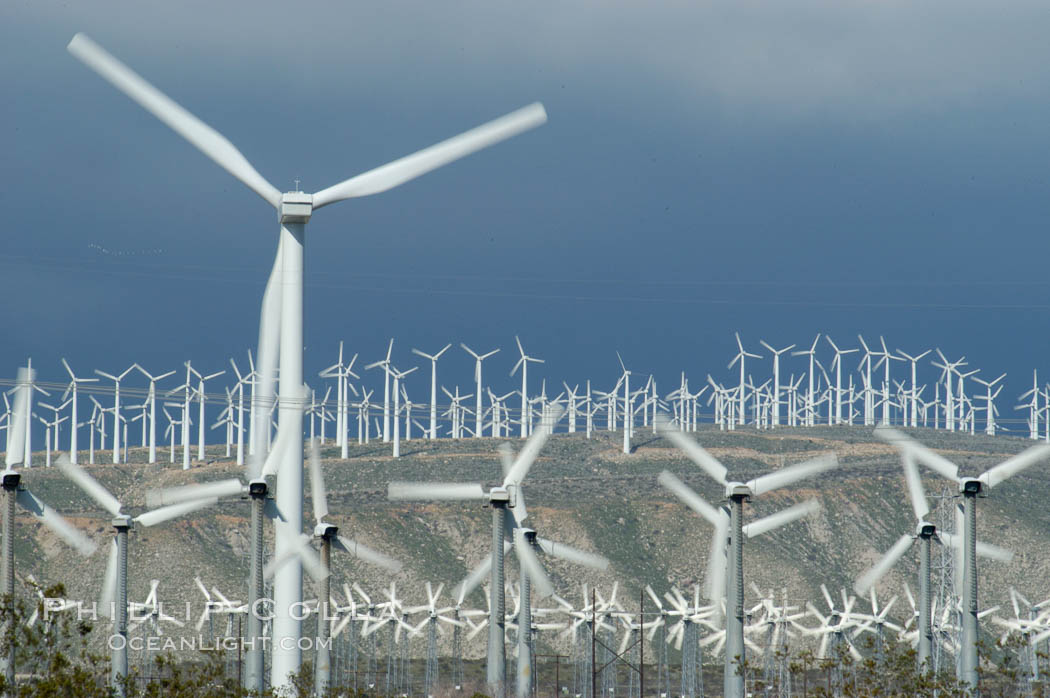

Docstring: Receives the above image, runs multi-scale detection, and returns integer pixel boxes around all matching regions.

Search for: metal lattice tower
[424,618,439,696]
[681,619,702,698]
[931,486,958,676]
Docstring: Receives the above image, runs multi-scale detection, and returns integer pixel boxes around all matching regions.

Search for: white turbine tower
[896,349,931,428]
[462,344,500,439]
[825,337,858,426]
[60,358,98,465]
[511,336,544,438]
[759,341,795,428]
[69,32,547,689]
[974,373,1006,435]
[366,339,396,444]
[616,352,632,454]
[412,344,452,441]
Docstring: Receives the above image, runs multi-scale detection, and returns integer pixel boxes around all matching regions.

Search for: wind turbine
[616,352,632,454]
[388,407,564,697]
[60,358,98,465]
[186,365,225,461]
[896,349,931,428]
[134,365,175,464]
[388,365,418,458]
[854,447,1011,670]
[412,344,452,441]
[69,32,546,687]
[0,368,96,686]
[462,344,500,439]
[974,373,1006,435]
[656,416,834,698]
[510,336,544,438]
[728,333,761,427]
[366,339,397,445]
[792,334,821,427]
[94,364,137,464]
[55,452,221,696]
[825,337,858,425]
[759,341,795,428]
[874,426,1050,689]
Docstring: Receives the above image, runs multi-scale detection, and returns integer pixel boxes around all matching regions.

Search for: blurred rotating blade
[135,497,218,527]
[742,499,819,538]
[657,470,721,526]
[536,538,609,570]
[855,534,914,596]
[747,455,837,497]
[308,437,329,523]
[513,529,553,598]
[388,482,486,500]
[5,368,32,467]
[334,535,402,572]
[16,488,96,555]
[147,478,243,508]
[874,426,959,482]
[503,406,563,487]
[901,451,930,522]
[656,415,727,485]
[979,444,1050,489]
[99,538,118,619]
[55,453,122,516]
[705,509,729,603]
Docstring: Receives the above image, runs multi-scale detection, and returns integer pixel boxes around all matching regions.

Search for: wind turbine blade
[334,536,402,572]
[747,455,837,496]
[146,479,243,508]
[503,406,563,486]
[655,416,727,485]
[308,438,329,523]
[901,452,930,522]
[514,529,554,598]
[67,34,281,208]
[874,426,959,481]
[536,539,609,570]
[5,368,32,468]
[388,482,486,500]
[312,103,546,208]
[742,500,819,538]
[855,534,914,596]
[16,489,97,555]
[250,241,283,480]
[497,443,515,478]
[940,532,1014,562]
[100,538,118,618]
[455,548,506,601]
[657,470,721,526]
[979,444,1050,489]
[705,511,729,602]
[55,454,122,516]
[135,497,218,527]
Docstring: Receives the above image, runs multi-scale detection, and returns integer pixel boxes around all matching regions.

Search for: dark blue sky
[3,1,1050,436]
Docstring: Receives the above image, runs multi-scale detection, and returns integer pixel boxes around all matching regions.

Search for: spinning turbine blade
[656,416,727,484]
[746,455,837,496]
[536,539,609,570]
[15,489,97,555]
[504,406,563,486]
[902,452,930,522]
[5,368,31,467]
[250,240,283,480]
[388,482,486,500]
[657,470,721,526]
[312,102,547,208]
[874,426,959,481]
[66,34,281,208]
[136,497,219,527]
[979,444,1050,489]
[938,532,1014,562]
[705,510,729,602]
[334,536,402,572]
[308,438,328,523]
[55,454,122,516]
[147,478,243,508]
[513,529,553,598]
[855,534,914,596]
[742,499,819,538]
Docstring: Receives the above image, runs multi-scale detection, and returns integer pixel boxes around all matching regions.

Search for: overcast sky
[4,1,1050,436]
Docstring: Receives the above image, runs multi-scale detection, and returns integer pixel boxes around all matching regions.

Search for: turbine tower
[759,341,795,427]
[412,344,452,441]
[511,336,544,438]
[69,32,547,689]
[60,359,98,465]
[728,333,761,427]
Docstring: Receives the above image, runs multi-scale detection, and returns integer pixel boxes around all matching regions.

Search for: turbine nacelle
[725,482,751,500]
[112,514,132,530]
[960,478,981,495]
[1,471,20,489]
[916,521,936,537]
[489,486,510,505]
[279,191,314,224]
[314,522,338,540]
[248,479,268,497]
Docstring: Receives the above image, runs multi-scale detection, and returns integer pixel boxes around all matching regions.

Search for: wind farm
[5,2,1050,696]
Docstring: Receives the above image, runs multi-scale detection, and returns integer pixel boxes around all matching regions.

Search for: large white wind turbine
[974,373,1006,435]
[366,339,396,444]
[656,416,834,698]
[134,365,175,464]
[69,32,546,688]
[462,344,500,439]
[791,334,821,427]
[825,337,858,426]
[896,349,931,428]
[875,426,1050,690]
[60,359,98,465]
[412,344,452,441]
[729,333,761,427]
[511,336,544,438]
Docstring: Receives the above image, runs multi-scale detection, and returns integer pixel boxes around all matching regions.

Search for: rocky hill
[8,424,1050,661]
